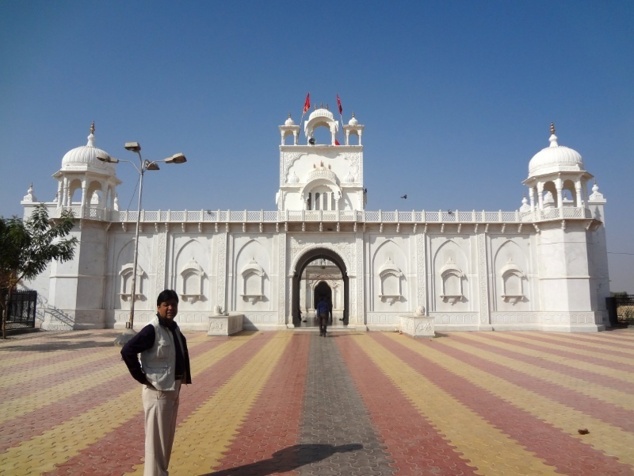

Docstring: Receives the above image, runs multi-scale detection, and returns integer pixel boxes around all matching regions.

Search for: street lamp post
[97,142,186,343]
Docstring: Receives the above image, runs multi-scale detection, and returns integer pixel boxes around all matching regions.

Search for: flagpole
[301,92,310,139]
[336,94,344,145]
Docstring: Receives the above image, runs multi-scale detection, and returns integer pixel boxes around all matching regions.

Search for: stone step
[290,325,360,333]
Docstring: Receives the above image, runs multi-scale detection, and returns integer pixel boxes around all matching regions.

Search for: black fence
[606,294,634,328]
[1,289,38,329]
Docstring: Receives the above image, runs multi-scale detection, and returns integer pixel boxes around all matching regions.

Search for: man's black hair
[157,289,179,306]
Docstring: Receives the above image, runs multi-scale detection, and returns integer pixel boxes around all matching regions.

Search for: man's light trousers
[142,381,181,476]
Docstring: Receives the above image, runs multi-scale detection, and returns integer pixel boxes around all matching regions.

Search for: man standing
[121,290,191,476]
[316,296,330,337]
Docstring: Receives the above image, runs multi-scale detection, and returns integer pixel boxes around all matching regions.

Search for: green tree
[0,205,77,338]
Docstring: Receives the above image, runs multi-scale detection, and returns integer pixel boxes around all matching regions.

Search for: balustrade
[43,203,594,226]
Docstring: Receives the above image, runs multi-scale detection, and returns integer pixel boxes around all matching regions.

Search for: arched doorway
[314,281,332,309]
[291,248,349,327]
[313,281,333,326]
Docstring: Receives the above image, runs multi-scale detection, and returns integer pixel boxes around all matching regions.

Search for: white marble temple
[22,113,609,333]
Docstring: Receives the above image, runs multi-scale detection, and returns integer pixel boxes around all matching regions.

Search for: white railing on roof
[44,204,594,224]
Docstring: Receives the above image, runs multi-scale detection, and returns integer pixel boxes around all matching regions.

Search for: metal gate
[2,290,38,329]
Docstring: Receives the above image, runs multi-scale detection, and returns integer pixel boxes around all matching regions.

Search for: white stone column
[63,178,69,206]
[155,227,167,296]
[529,187,535,211]
[277,231,287,325]
[216,231,228,314]
[416,233,427,314]
[355,234,364,326]
[476,232,492,329]
[575,182,582,207]
[555,178,563,209]
[80,179,88,214]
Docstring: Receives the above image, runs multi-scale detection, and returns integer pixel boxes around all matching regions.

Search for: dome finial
[548,122,558,148]
[87,121,96,147]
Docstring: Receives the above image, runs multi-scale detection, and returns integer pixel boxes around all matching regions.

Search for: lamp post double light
[97,142,186,334]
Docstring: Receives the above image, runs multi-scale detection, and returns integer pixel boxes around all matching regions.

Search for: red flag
[303,93,310,113]
[335,138,340,146]
[336,94,343,115]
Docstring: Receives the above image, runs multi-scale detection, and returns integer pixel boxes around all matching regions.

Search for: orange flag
[303,93,310,113]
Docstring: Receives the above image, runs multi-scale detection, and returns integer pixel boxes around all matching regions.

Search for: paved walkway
[1,328,634,475]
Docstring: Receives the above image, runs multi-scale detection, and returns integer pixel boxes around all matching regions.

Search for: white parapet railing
[42,204,594,224]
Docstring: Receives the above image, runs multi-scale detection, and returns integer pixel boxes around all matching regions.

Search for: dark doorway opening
[314,281,332,326]
[314,281,332,309]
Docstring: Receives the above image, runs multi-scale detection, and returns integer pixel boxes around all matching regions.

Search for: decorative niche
[439,258,464,305]
[180,259,205,303]
[378,257,403,305]
[119,263,145,301]
[500,261,525,304]
[241,259,265,303]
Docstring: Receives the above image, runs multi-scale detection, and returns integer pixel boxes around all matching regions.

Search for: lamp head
[165,153,187,164]
[144,160,160,171]
[124,142,142,152]
[96,152,119,163]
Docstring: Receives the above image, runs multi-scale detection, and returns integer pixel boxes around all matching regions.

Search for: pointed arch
[494,240,529,306]
[291,247,348,326]
[372,239,407,307]
[174,238,208,303]
[433,239,469,307]
[234,239,269,308]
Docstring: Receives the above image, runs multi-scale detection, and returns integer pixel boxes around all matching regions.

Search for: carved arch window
[119,263,145,301]
[440,259,464,304]
[301,168,342,211]
[378,257,403,305]
[500,262,525,304]
[180,259,205,303]
[241,259,265,303]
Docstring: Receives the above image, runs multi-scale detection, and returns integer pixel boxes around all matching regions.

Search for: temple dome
[307,107,335,122]
[60,123,115,173]
[528,124,583,177]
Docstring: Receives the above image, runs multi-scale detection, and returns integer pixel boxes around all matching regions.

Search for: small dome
[307,107,335,122]
[348,114,358,126]
[284,114,295,126]
[528,124,583,176]
[61,123,115,173]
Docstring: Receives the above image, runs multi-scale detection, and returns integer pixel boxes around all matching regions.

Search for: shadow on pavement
[205,443,363,475]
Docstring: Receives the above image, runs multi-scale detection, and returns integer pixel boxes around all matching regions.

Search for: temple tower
[276,107,365,212]
[523,124,609,330]
[23,124,120,329]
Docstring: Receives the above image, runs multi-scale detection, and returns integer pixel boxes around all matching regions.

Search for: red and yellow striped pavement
[1,328,633,475]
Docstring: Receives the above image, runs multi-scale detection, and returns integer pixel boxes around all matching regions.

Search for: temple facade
[22,103,610,332]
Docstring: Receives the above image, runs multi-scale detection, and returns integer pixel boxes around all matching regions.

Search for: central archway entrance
[291,248,349,327]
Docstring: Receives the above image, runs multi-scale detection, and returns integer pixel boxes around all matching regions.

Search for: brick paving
[1,328,633,475]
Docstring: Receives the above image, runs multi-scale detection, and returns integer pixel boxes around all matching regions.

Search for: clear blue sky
[1,1,632,291]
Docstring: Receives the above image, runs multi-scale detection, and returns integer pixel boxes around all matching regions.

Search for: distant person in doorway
[121,289,192,476]
[316,296,330,337]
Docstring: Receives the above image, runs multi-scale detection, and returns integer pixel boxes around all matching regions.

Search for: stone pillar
[216,231,228,314]
[555,178,563,209]
[476,232,492,330]
[277,231,287,325]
